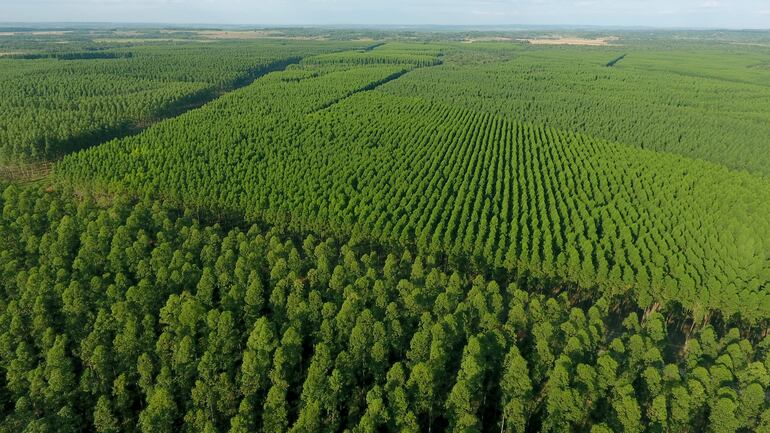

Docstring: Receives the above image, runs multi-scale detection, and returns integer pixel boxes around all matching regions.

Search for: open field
[461,36,515,43]
[198,30,327,40]
[522,36,619,45]
[0,30,72,36]
[92,37,215,43]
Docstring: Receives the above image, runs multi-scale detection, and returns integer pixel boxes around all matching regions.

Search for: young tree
[139,387,177,433]
[500,345,532,433]
[93,395,119,433]
[445,335,487,433]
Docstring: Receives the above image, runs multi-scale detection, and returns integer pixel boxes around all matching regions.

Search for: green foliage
[59,42,770,323]
[382,45,770,175]
[0,40,366,162]
[4,35,770,433]
[0,185,768,432]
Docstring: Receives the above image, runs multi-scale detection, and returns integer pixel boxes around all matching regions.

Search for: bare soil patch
[0,161,53,182]
[522,36,619,46]
[462,37,515,43]
[731,42,770,48]
[31,31,72,36]
[0,31,72,36]
[197,30,326,40]
[94,38,210,43]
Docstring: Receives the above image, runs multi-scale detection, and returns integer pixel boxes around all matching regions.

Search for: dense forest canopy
[58,43,770,326]
[2,28,770,433]
[0,40,368,163]
[381,45,770,175]
[2,185,770,433]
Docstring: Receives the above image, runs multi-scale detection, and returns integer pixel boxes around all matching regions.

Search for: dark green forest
[2,186,770,433]
[2,29,770,432]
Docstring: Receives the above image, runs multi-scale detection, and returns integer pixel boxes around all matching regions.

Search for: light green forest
[2,28,770,433]
[0,40,367,162]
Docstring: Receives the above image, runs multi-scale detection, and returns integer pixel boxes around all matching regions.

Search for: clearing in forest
[461,36,515,43]
[197,30,327,40]
[523,36,619,45]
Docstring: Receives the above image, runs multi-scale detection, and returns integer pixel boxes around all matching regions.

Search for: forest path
[310,68,414,113]
[310,56,442,114]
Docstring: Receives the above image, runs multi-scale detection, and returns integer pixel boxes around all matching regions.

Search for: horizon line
[1,21,769,32]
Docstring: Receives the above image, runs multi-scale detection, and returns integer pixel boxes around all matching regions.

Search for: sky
[3,0,770,29]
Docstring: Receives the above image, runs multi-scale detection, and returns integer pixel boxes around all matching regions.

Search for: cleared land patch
[462,36,515,43]
[523,36,619,46]
[0,31,72,36]
[197,30,327,40]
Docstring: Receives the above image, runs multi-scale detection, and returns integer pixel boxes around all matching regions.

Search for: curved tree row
[58,59,770,323]
[380,46,770,175]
